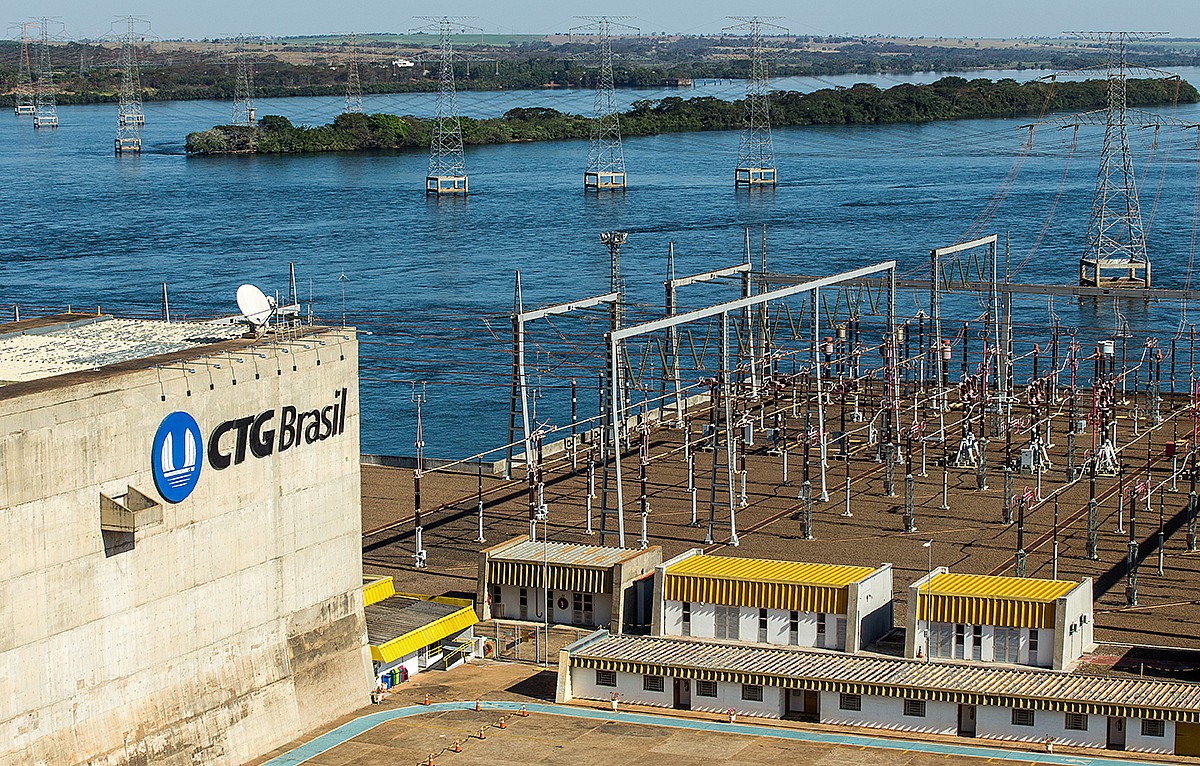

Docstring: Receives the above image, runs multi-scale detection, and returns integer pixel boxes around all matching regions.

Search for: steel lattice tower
[574,16,635,191]
[114,17,147,154]
[344,36,364,114]
[231,38,255,126]
[32,18,58,129]
[1032,31,1188,287]
[13,22,36,116]
[418,16,474,195]
[726,16,785,187]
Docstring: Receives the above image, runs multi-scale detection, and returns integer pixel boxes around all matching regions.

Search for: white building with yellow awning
[651,550,893,654]
[905,568,1094,670]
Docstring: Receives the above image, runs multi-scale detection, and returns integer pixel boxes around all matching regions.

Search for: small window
[954,624,966,660]
[696,680,717,697]
[971,625,983,661]
[1141,719,1165,737]
[741,684,763,702]
[595,669,617,687]
[1065,712,1088,731]
[788,611,799,646]
[839,693,861,711]
[643,675,664,693]
[758,608,768,643]
[1012,708,1035,727]
[903,698,926,717]
[817,615,827,635]
[1029,629,1039,653]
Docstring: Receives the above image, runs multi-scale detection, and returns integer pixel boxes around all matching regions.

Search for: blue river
[2,68,1200,457]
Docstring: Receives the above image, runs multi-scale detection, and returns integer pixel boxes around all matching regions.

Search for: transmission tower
[1034,32,1192,287]
[417,17,477,195]
[114,16,148,154]
[32,18,58,129]
[726,16,786,187]
[573,17,636,191]
[230,38,255,126]
[13,21,36,115]
[343,36,364,114]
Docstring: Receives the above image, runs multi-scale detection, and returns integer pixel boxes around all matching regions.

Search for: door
[1107,717,1126,750]
[674,678,691,710]
[804,691,819,721]
[957,704,977,737]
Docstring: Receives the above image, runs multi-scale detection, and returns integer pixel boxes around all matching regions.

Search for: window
[839,693,861,711]
[546,589,554,618]
[836,617,847,651]
[817,614,827,645]
[1012,708,1035,727]
[643,675,664,693]
[1141,719,1165,738]
[1028,629,1040,664]
[681,601,691,637]
[595,670,617,687]
[954,624,966,660]
[741,684,763,702]
[788,611,799,646]
[573,592,593,626]
[934,623,953,658]
[971,625,983,661]
[758,608,768,643]
[519,588,528,621]
[903,699,926,718]
[696,680,718,697]
[715,605,740,641]
[1064,712,1088,731]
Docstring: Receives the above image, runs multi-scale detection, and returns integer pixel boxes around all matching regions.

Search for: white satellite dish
[236,283,276,329]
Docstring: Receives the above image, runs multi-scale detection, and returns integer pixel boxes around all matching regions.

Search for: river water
[2,68,1200,457]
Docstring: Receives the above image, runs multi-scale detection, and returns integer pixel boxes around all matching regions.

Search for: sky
[6,0,1200,41]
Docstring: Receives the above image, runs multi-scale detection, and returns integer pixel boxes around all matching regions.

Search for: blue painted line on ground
[258,700,1170,766]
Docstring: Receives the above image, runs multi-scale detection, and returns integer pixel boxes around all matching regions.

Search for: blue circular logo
[152,411,203,503]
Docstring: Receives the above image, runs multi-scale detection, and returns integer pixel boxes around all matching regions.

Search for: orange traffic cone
[519,705,528,717]
[475,699,481,711]
[498,717,506,730]
[423,692,430,705]
[477,727,487,740]
[426,754,435,766]
[452,740,462,753]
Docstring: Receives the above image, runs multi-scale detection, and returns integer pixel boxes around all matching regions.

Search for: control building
[0,314,371,766]
[476,536,660,633]
[905,569,1095,670]
[364,575,479,689]
[652,551,892,652]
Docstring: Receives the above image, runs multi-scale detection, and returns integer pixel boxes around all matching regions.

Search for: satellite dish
[236,283,276,329]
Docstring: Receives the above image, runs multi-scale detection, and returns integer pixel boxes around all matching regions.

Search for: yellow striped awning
[363,575,396,607]
[370,605,478,665]
[488,560,611,593]
[916,573,1077,629]
[663,557,875,614]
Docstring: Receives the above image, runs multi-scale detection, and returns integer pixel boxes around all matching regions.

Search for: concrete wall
[818,692,958,736]
[0,328,372,766]
[569,668,784,718]
[849,564,893,651]
[660,601,839,649]
[1054,579,1095,671]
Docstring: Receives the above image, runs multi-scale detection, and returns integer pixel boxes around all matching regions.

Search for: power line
[726,16,787,188]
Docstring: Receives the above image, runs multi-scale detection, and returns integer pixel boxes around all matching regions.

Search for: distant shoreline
[185,77,1200,156]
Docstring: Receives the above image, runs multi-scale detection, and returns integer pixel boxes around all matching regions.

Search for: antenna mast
[343,35,364,114]
[418,16,476,195]
[231,37,255,126]
[14,21,36,116]
[574,16,636,191]
[33,17,59,129]
[726,16,785,187]
[115,16,147,154]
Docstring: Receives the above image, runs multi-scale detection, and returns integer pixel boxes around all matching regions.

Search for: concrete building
[556,632,1200,755]
[905,569,1095,670]
[364,575,478,689]
[476,536,661,634]
[0,314,371,766]
[651,551,892,652]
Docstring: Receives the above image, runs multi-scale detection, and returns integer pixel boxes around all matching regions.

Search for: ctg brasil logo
[152,411,203,503]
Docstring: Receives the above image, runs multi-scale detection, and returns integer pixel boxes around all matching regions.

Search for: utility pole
[726,16,785,187]
[343,35,364,114]
[33,17,59,129]
[114,16,148,154]
[14,21,36,116]
[231,37,255,126]
[573,16,636,190]
[417,16,476,195]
